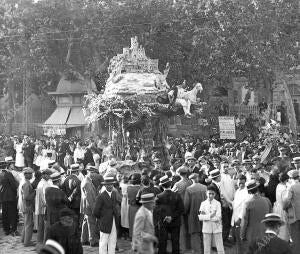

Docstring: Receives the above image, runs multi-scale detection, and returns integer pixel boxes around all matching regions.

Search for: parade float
[84,37,205,170]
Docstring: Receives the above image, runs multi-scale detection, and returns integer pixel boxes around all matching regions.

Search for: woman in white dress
[120,176,129,238]
[273,172,290,241]
[15,138,25,168]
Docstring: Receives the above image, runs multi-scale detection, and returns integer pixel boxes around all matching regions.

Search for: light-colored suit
[286,181,300,253]
[132,206,155,253]
[81,175,98,245]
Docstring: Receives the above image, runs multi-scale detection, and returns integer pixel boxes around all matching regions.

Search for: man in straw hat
[247,213,292,254]
[132,193,156,253]
[35,169,53,246]
[154,175,184,254]
[93,176,119,254]
[285,169,300,253]
[45,172,68,235]
[80,165,99,247]
[240,180,272,252]
[19,167,36,246]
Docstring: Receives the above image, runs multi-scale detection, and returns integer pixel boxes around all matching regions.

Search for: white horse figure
[169,83,203,117]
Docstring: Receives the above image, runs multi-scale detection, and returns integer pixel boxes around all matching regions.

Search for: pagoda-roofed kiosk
[43,75,97,137]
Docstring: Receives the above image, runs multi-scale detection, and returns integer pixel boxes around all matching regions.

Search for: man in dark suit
[154,175,184,254]
[0,158,18,236]
[61,164,81,219]
[45,172,68,235]
[93,176,119,254]
[23,135,35,168]
[247,213,292,254]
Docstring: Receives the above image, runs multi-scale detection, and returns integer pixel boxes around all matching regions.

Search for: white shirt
[231,187,250,226]
[220,173,235,204]
[74,148,85,163]
[199,199,222,233]
[106,190,112,198]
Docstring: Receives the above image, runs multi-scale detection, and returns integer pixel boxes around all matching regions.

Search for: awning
[65,107,87,127]
[43,107,70,126]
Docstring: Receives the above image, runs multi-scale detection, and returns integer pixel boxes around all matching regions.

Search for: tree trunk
[7,81,15,135]
[275,71,297,140]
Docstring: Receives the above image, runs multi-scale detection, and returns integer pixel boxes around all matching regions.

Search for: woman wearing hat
[247,213,292,254]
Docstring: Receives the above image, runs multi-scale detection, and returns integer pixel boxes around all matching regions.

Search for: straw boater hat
[261,213,284,225]
[4,156,15,164]
[287,169,299,179]
[242,159,252,165]
[289,143,297,148]
[159,175,170,186]
[292,157,300,164]
[70,164,80,172]
[209,169,220,179]
[189,173,199,180]
[140,193,155,203]
[50,172,61,183]
[86,165,97,173]
[102,176,116,185]
[246,180,258,191]
[40,239,65,254]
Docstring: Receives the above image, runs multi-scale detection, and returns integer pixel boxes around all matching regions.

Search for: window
[58,96,71,104]
[73,96,82,104]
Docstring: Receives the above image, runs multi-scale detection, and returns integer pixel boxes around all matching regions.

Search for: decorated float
[84,37,205,170]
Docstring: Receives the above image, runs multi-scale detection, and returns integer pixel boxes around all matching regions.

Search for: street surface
[0,226,237,254]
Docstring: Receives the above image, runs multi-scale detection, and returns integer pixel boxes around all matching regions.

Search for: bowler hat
[247,180,258,191]
[209,169,220,179]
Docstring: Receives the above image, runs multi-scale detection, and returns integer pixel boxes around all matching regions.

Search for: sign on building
[219,116,236,139]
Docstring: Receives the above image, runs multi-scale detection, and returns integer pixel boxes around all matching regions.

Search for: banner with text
[218,116,236,139]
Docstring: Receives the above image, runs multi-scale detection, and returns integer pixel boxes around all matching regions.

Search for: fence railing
[229,105,259,117]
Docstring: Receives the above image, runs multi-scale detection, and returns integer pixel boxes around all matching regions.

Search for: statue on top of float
[105,36,203,117]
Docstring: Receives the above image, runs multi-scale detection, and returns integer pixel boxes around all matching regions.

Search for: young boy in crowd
[199,185,225,254]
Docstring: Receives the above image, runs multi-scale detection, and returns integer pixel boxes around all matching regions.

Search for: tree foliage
[0,0,298,100]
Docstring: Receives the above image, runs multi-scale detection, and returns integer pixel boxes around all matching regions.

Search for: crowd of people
[0,132,300,254]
